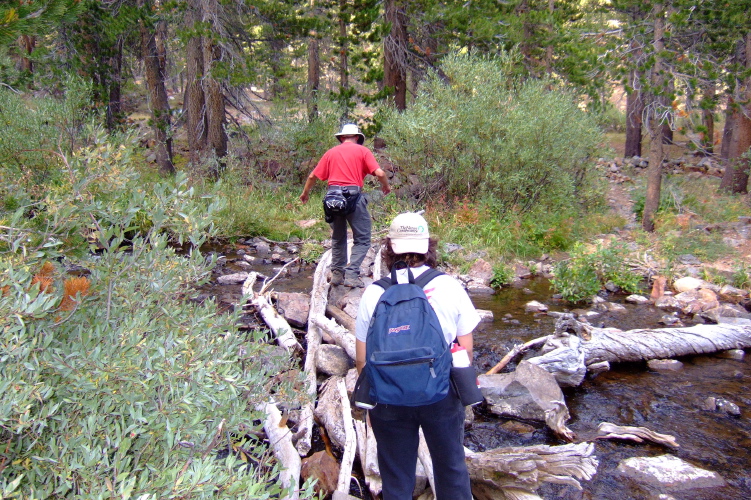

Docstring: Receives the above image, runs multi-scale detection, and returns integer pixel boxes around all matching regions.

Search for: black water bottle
[353,370,375,410]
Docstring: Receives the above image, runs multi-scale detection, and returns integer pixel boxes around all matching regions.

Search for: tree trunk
[18,35,35,74]
[719,33,751,194]
[184,0,207,165]
[701,81,716,155]
[624,71,644,158]
[661,92,674,144]
[339,0,348,91]
[642,5,665,233]
[268,37,285,100]
[720,102,735,160]
[383,0,407,111]
[203,34,228,168]
[545,0,554,75]
[140,4,175,176]
[106,36,123,131]
[307,35,320,122]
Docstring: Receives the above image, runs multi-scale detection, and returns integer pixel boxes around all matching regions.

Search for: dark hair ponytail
[381,237,438,269]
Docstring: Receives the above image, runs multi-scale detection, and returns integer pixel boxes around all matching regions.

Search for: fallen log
[596,422,679,448]
[243,271,301,352]
[417,428,436,496]
[326,304,357,333]
[580,323,751,365]
[354,418,382,497]
[297,250,332,456]
[465,442,598,500]
[336,378,357,494]
[258,402,301,500]
[310,314,356,361]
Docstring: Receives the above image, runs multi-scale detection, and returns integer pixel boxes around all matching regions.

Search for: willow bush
[0,90,311,498]
[379,50,604,216]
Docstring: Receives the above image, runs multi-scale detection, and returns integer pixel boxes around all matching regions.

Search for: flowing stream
[471,280,751,500]
[201,245,751,499]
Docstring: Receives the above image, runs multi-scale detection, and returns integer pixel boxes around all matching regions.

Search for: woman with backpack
[355,212,481,500]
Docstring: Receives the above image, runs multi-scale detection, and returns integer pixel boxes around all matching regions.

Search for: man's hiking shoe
[343,274,364,288]
[330,269,344,286]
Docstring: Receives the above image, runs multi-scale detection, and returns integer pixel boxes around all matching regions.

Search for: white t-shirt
[355,265,481,345]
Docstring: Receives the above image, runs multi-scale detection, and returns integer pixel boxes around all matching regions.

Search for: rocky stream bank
[194,228,751,500]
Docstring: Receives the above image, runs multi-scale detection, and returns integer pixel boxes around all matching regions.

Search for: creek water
[471,280,751,500]
[202,246,751,499]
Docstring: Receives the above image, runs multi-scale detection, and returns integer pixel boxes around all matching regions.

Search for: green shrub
[0,120,310,497]
[378,50,603,216]
[732,262,751,289]
[596,104,626,133]
[490,262,515,288]
[0,77,95,195]
[552,242,644,303]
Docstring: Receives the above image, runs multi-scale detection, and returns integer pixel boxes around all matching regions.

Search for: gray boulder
[479,361,567,422]
[316,344,353,377]
[617,455,725,492]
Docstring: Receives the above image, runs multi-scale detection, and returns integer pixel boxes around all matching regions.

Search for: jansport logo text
[388,325,411,336]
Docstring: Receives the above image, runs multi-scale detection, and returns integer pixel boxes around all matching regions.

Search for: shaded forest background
[2,0,750,232]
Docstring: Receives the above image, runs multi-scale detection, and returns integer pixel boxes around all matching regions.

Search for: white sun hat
[388,212,430,254]
[334,123,365,145]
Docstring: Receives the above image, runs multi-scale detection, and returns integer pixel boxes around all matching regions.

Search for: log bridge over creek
[240,249,751,500]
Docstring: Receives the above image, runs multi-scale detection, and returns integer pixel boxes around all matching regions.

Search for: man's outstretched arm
[373,168,391,195]
[299,172,318,204]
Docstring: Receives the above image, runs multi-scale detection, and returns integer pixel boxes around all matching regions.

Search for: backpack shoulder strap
[373,268,443,291]
[373,276,393,290]
[414,268,444,288]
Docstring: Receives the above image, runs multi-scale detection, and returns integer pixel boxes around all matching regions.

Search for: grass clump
[551,242,644,303]
[490,262,515,288]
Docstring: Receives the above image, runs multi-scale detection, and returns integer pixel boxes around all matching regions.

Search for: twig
[485,335,552,375]
[259,258,299,295]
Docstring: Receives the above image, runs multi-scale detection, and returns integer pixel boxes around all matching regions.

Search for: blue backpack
[365,263,451,406]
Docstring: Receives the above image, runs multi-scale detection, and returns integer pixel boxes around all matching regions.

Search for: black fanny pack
[323,187,360,222]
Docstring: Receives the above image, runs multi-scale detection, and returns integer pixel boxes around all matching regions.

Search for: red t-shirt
[312,142,380,187]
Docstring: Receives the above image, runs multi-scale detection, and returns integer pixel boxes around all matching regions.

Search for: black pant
[369,388,472,500]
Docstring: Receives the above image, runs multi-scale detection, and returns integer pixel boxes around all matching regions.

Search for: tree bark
[660,92,674,144]
[18,35,35,74]
[184,0,207,165]
[338,0,348,91]
[720,102,735,161]
[268,37,285,100]
[701,81,716,155]
[624,69,644,158]
[719,33,751,194]
[383,0,407,111]
[203,35,228,169]
[140,2,175,175]
[106,36,123,131]
[642,5,666,233]
[307,34,320,122]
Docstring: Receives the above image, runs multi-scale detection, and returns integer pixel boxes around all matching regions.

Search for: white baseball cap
[334,123,365,145]
[388,212,430,254]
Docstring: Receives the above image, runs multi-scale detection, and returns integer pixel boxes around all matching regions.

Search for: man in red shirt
[300,124,391,287]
